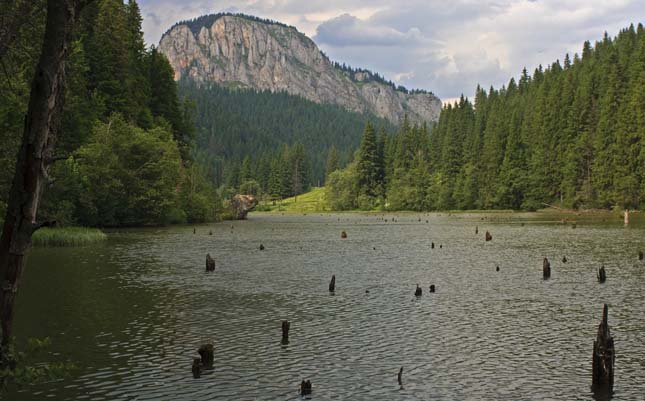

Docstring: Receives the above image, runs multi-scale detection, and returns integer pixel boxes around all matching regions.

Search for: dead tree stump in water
[259,244,265,251]
[592,304,615,388]
[192,357,201,378]
[543,257,551,279]
[397,367,403,386]
[639,250,643,261]
[198,344,214,369]
[341,230,347,239]
[485,231,492,241]
[429,284,436,293]
[281,320,290,344]
[300,379,312,395]
[431,242,435,249]
[496,265,500,272]
[206,254,215,272]
[562,256,567,263]
[598,266,607,283]
[475,226,478,234]
[329,275,336,293]
[415,284,423,296]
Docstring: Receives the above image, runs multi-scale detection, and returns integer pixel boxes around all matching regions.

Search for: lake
[8,212,645,400]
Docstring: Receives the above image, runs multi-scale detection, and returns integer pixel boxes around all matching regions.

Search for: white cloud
[139,0,645,100]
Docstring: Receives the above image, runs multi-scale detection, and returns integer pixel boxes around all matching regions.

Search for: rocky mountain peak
[159,13,441,124]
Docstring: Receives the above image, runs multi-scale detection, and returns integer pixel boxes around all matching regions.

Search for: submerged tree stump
[341,230,347,239]
[485,231,492,241]
[192,357,201,378]
[475,226,478,234]
[598,266,607,283]
[415,284,422,297]
[206,254,215,272]
[300,379,312,396]
[397,367,403,386]
[329,275,336,293]
[429,284,436,293]
[592,304,615,388]
[259,244,265,251]
[281,320,290,344]
[198,343,214,369]
[543,257,551,279]
[639,250,643,261]
[431,242,435,249]
[562,256,567,263]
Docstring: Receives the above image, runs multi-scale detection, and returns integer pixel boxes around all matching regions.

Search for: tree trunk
[0,0,90,357]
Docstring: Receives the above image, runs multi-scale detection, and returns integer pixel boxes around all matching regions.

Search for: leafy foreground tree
[0,0,92,367]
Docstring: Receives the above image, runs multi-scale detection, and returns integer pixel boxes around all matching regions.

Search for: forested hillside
[181,81,395,196]
[0,0,219,226]
[328,24,645,211]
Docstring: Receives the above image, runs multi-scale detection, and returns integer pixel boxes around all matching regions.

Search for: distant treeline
[327,24,645,211]
[181,81,395,196]
[331,61,433,95]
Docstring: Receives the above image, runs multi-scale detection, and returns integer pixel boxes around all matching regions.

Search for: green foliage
[1,338,76,391]
[180,80,395,188]
[1,0,219,227]
[31,227,107,247]
[327,24,645,211]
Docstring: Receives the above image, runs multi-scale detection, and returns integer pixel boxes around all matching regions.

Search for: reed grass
[32,227,107,247]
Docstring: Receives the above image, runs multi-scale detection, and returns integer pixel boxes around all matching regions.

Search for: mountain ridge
[159,13,441,124]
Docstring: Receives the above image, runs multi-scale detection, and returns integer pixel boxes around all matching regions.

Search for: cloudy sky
[139,0,644,102]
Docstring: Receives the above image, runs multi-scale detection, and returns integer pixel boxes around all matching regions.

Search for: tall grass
[32,227,107,247]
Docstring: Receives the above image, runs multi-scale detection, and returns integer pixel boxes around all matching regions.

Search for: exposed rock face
[230,194,258,219]
[159,15,442,124]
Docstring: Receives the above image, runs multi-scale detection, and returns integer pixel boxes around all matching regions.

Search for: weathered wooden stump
[562,256,567,263]
[341,230,347,239]
[431,242,435,249]
[415,284,422,297]
[475,226,478,234]
[329,274,336,293]
[198,343,214,369]
[543,257,551,279]
[496,265,500,271]
[281,320,290,344]
[209,230,212,235]
[598,266,607,283]
[439,244,443,249]
[429,284,436,293]
[397,367,403,386]
[300,379,312,395]
[192,357,201,378]
[592,304,615,389]
[206,254,215,272]
[259,243,265,251]
[193,227,196,234]
[485,231,492,241]
[639,250,643,261]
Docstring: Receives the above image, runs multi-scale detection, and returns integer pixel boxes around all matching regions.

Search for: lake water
[8,212,645,400]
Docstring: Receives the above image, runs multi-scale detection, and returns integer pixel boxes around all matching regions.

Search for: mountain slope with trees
[328,24,645,211]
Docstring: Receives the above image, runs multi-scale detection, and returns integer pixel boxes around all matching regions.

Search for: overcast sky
[139,0,644,103]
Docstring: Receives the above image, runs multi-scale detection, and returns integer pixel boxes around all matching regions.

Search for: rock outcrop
[230,194,258,219]
[159,14,442,124]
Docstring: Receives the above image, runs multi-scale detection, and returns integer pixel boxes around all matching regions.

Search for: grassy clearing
[255,187,329,213]
[32,227,107,247]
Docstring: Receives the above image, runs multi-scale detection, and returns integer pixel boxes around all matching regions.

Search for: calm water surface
[7,212,645,400]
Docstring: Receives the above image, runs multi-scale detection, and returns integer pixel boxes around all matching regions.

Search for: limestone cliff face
[159,15,441,124]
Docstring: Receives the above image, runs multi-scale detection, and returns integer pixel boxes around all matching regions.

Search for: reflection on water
[9,212,645,400]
